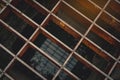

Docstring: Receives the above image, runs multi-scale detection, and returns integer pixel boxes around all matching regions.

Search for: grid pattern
[0,0,120,80]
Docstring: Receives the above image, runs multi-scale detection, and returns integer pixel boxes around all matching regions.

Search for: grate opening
[34,33,70,64]
[7,61,42,80]
[0,26,25,54]
[35,0,59,10]
[65,0,100,20]
[13,0,47,24]
[45,20,80,49]
[65,56,105,80]
[2,11,36,39]
[0,48,12,70]
[55,3,91,34]
[20,47,59,80]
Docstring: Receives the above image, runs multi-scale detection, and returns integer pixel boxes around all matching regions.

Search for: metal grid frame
[0,0,120,80]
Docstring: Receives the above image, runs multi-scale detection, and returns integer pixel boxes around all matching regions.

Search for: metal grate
[0,0,120,80]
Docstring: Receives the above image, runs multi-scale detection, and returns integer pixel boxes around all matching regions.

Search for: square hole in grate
[7,60,43,80]
[0,26,25,54]
[55,3,91,34]
[0,48,13,70]
[12,0,47,24]
[65,0,100,20]
[87,27,120,58]
[76,42,114,73]
[35,0,59,10]
[96,12,120,40]
[34,33,70,64]
[2,11,36,39]
[65,56,105,80]
[20,47,59,80]
[45,20,80,49]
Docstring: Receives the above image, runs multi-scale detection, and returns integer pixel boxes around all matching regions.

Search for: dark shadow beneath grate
[15,0,47,24]
[2,12,35,39]
[65,56,105,80]
[0,48,12,70]
[35,0,59,10]
[7,61,43,80]
[0,26,25,54]
[34,33,70,64]
[21,47,59,80]
[45,21,79,49]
